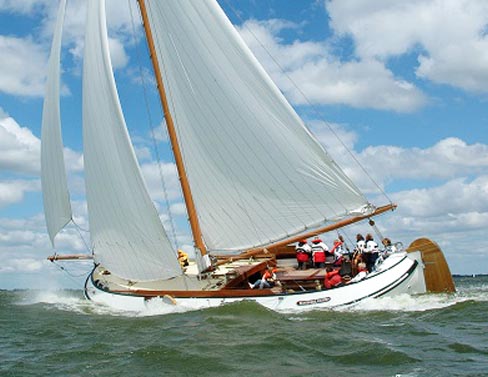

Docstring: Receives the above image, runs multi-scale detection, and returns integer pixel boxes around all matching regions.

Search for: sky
[0,0,487,289]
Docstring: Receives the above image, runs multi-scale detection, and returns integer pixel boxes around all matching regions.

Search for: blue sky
[1,0,488,289]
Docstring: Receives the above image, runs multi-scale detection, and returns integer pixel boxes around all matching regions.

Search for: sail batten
[145,0,369,252]
[82,0,181,281]
[41,0,72,247]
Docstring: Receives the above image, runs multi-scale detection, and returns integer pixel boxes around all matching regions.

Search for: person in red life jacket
[248,266,278,289]
[324,266,343,289]
[295,239,311,270]
[311,237,328,268]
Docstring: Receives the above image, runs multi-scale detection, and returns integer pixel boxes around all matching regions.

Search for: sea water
[1,276,487,377]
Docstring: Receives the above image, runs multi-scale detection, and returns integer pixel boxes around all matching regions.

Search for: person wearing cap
[295,239,311,270]
[311,237,328,268]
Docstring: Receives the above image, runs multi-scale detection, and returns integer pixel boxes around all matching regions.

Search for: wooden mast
[137,0,207,256]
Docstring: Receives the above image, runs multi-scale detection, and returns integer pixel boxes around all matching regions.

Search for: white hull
[84,252,427,313]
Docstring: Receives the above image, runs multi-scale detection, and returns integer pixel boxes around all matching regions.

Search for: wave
[15,289,201,317]
[12,276,488,317]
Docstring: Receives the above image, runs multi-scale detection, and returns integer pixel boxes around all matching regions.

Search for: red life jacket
[313,250,326,263]
[324,269,342,289]
[262,268,277,282]
[296,252,309,262]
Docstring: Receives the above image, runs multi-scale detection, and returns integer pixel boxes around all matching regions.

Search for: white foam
[15,278,488,317]
[18,290,91,314]
[341,293,456,313]
[17,290,201,317]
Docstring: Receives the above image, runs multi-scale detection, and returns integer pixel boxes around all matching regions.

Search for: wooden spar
[137,0,207,256]
[47,254,93,262]
[216,203,397,265]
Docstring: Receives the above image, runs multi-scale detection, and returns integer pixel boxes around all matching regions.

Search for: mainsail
[82,0,181,280]
[144,0,369,252]
[41,0,72,247]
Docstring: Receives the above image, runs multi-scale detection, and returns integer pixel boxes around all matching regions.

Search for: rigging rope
[223,0,393,206]
[51,260,89,279]
[131,2,189,290]
[71,218,92,254]
[128,0,180,252]
[368,218,385,243]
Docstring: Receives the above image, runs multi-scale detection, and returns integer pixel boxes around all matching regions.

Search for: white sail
[41,0,72,247]
[144,0,369,252]
[82,0,181,280]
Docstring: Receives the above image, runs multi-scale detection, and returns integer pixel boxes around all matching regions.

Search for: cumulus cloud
[0,0,138,101]
[0,115,41,174]
[357,137,488,186]
[58,0,138,69]
[238,18,427,112]
[327,0,488,93]
[0,113,83,176]
[0,0,51,15]
[0,258,44,273]
[170,202,188,217]
[393,176,488,218]
[0,35,48,96]
[376,175,488,270]
[310,120,488,194]
[140,161,181,202]
[0,180,40,208]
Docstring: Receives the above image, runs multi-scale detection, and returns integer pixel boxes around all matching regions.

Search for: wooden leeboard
[406,238,456,293]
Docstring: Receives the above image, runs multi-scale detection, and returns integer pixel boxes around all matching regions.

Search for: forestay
[144,0,369,252]
[41,0,72,247]
[82,0,181,280]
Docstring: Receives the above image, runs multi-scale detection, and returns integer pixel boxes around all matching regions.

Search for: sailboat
[42,0,455,312]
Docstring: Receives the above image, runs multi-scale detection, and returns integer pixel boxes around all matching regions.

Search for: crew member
[295,239,311,270]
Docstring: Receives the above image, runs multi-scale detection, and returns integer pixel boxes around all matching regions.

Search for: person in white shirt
[381,237,397,257]
[355,234,366,254]
[365,233,379,272]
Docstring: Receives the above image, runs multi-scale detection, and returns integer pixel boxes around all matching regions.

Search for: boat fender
[162,294,177,306]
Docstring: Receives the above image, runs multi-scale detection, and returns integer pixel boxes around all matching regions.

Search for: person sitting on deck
[348,262,368,283]
[311,237,328,268]
[339,254,353,281]
[248,266,278,289]
[324,266,343,289]
[295,239,311,270]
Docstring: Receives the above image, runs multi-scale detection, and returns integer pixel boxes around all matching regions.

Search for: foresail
[82,0,181,280]
[144,1,370,252]
[41,0,72,247]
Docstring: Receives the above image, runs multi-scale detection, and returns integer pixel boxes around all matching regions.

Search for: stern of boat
[407,238,455,293]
